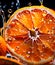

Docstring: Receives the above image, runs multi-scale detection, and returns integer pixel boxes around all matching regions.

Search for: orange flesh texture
[4,6,55,64]
[0,36,7,56]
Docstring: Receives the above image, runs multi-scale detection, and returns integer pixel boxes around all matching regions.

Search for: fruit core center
[30,30,36,37]
[28,29,39,41]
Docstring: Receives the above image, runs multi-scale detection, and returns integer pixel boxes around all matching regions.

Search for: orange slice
[4,5,55,64]
[0,56,21,65]
[0,36,7,56]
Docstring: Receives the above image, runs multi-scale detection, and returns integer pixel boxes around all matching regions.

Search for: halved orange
[4,5,55,64]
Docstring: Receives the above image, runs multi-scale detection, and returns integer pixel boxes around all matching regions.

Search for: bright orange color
[3,5,55,64]
[0,36,7,56]
[0,56,22,65]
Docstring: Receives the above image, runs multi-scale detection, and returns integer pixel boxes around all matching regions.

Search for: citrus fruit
[0,36,7,56]
[0,56,21,65]
[4,5,55,64]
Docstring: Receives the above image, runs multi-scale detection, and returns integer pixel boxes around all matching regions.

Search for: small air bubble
[49,19,52,22]
[11,2,14,5]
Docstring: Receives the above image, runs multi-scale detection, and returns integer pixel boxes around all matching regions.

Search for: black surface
[20,0,40,7]
[43,0,55,10]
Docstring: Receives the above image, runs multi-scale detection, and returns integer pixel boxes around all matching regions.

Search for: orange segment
[17,10,34,30]
[44,14,55,34]
[6,19,28,37]
[7,38,32,62]
[39,33,55,51]
[31,9,43,28]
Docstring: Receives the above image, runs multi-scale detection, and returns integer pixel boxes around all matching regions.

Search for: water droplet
[0,5,2,8]
[11,6,13,8]
[16,3,18,6]
[16,46,19,49]
[7,37,12,41]
[8,14,11,18]
[42,18,44,21]
[41,54,44,57]
[26,54,30,58]
[49,19,52,22]
[11,2,14,5]
[32,51,34,53]
[17,0,19,3]
[6,53,12,58]
[15,46,19,51]
[3,5,6,8]
[48,21,50,24]
[52,27,55,30]
[12,49,14,52]
[42,13,46,17]
[8,9,12,13]
[27,51,31,54]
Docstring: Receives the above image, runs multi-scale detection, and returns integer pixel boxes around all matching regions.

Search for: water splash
[39,0,43,5]
[0,9,6,36]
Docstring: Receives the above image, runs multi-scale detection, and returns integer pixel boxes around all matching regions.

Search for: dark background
[0,0,55,28]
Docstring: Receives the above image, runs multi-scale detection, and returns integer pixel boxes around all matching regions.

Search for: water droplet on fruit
[26,54,30,58]
[41,54,44,57]
[32,51,34,53]
[42,18,44,21]
[49,19,52,22]
[12,49,14,52]
[47,21,50,24]
[42,13,46,17]
[16,46,19,49]
[27,51,31,54]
